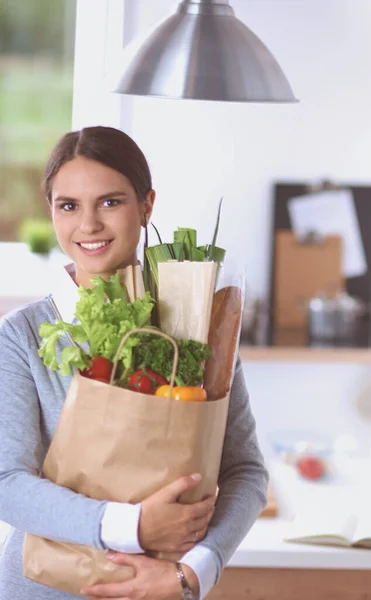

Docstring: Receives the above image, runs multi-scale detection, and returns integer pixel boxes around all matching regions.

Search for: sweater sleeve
[0,316,107,549]
[192,358,269,583]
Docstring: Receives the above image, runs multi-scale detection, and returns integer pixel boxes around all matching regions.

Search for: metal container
[307,292,366,343]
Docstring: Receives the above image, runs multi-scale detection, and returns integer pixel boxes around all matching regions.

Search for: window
[0,0,76,241]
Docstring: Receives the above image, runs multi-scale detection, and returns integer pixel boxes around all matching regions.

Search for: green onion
[206,197,223,261]
[172,242,185,260]
[174,228,197,251]
[151,223,163,244]
[145,244,175,287]
[189,246,205,261]
[143,202,226,300]
[204,244,226,264]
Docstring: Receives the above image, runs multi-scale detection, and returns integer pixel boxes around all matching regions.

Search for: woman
[0,126,268,600]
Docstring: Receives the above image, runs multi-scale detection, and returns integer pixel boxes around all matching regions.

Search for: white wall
[74,0,371,297]
[245,360,371,459]
[115,0,371,300]
[72,0,371,458]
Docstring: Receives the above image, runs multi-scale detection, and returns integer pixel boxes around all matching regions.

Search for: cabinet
[207,567,371,600]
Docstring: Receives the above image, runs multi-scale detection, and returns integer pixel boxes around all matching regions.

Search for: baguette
[203,286,242,401]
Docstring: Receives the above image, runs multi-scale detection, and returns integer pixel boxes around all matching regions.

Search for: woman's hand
[80,553,199,600]
[139,473,216,553]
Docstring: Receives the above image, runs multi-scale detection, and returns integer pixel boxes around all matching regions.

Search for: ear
[142,189,156,227]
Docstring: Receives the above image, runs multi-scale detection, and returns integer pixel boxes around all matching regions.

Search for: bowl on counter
[268,429,333,481]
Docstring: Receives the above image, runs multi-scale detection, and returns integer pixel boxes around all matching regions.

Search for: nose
[79,209,104,235]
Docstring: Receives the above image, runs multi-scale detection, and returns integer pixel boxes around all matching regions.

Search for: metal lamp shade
[114,0,297,103]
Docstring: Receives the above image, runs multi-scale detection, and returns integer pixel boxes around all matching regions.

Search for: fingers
[156,473,202,503]
[81,581,133,597]
[188,494,216,520]
[189,512,214,534]
[139,485,216,553]
[106,552,138,568]
[87,597,129,600]
[173,510,213,552]
[184,523,208,545]
[177,528,208,552]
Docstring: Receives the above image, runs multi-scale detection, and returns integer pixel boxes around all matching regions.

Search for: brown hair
[43,126,152,203]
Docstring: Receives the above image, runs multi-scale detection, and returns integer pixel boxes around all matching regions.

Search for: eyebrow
[53,191,129,203]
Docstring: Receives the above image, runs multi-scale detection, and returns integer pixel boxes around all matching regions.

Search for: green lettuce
[38,273,155,376]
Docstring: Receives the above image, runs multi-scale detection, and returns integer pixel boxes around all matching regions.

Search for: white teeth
[80,241,110,250]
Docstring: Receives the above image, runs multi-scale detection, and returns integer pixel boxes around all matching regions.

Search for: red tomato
[128,369,168,394]
[80,356,113,381]
[296,456,325,480]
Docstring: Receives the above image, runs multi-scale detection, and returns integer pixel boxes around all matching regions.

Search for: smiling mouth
[77,240,113,250]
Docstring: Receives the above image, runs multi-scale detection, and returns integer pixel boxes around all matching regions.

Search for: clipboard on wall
[274,231,344,328]
[269,181,371,343]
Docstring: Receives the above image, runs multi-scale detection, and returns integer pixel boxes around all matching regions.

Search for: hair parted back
[43,126,152,203]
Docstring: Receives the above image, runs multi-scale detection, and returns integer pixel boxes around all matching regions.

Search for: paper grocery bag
[158,261,218,343]
[23,372,230,596]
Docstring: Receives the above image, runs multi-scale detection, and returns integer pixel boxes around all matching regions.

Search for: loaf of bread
[203,286,242,401]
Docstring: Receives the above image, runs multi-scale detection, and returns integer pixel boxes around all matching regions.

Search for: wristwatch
[176,562,197,600]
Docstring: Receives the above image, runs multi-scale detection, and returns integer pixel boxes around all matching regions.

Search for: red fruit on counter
[296,456,325,480]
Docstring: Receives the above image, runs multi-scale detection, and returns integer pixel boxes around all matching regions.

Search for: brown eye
[60,202,76,211]
[103,199,121,207]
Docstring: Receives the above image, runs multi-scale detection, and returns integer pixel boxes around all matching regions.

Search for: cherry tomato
[80,356,113,381]
[128,369,168,394]
[296,456,325,480]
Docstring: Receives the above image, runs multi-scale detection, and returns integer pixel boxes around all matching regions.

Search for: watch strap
[176,562,196,600]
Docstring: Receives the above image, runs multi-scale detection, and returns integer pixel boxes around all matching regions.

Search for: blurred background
[0,0,76,240]
[2,2,371,565]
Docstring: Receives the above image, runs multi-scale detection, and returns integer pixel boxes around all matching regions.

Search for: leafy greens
[38,272,210,387]
[38,273,154,376]
[132,335,210,387]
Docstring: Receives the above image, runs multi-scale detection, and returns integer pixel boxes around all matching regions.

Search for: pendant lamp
[114,0,297,103]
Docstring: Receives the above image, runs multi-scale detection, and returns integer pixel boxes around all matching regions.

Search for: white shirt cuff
[181,545,219,600]
[100,502,144,554]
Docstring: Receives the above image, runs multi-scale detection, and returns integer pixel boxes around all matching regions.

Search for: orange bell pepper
[155,385,207,402]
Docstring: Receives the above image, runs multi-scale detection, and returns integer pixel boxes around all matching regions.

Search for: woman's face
[51,156,154,286]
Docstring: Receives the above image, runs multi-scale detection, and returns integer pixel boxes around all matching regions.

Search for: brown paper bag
[23,328,230,596]
[158,262,218,343]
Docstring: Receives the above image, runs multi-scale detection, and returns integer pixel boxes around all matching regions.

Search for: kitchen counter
[208,459,371,600]
[225,457,371,570]
[239,344,371,363]
[210,521,371,600]
[209,460,371,599]
[229,517,371,570]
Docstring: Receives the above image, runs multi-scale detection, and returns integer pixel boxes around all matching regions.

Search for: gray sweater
[0,296,268,599]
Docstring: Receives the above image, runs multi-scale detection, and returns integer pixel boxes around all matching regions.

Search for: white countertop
[227,457,371,569]
[228,517,371,569]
